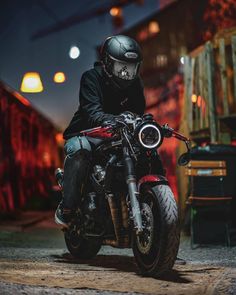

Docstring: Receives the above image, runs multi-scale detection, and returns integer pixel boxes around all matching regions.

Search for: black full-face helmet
[100,35,142,89]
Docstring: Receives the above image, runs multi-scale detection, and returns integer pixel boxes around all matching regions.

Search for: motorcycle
[55,112,191,277]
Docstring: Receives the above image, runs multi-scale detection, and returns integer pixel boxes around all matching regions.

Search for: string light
[110,7,121,17]
[149,21,160,34]
[53,72,66,83]
[69,46,80,59]
[191,94,197,103]
[20,72,43,93]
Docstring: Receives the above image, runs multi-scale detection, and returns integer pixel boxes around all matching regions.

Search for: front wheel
[132,184,180,277]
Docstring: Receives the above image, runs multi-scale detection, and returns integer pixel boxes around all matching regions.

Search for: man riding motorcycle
[55,35,164,228]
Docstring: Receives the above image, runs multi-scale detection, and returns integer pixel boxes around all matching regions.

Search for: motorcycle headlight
[138,124,163,149]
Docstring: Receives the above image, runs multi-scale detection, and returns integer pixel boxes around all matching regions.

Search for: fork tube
[123,145,143,234]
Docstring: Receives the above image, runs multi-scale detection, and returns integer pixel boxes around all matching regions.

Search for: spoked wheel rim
[133,184,180,276]
[136,203,154,254]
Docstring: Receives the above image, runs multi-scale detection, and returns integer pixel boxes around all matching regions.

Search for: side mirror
[178,152,190,166]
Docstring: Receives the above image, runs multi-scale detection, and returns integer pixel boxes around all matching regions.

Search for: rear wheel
[64,222,101,259]
[133,184,180,277]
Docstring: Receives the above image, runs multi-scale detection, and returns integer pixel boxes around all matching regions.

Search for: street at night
[0,212,236,295]
[1,1,236,294]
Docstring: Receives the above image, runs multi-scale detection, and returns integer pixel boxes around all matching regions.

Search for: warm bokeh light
[55,132,64,146]
[69,46,80,59]
[13,91,31,106]
[20,72,43,93]
[43,152,51,167]
[180,56,185,64]
[191,94,197,103]
[53,72,66,83]
[110,7,121,17]
[149,21,160,34]
[197,95,202,107]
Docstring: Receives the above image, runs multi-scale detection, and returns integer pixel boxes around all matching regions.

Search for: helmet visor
[112,59,139,80]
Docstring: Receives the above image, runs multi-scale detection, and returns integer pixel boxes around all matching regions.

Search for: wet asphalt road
[0,212,236,295]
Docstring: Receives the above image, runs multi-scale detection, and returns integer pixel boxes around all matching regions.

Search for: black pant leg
[62,150,91,210]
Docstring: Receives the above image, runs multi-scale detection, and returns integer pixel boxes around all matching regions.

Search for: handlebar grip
[162,124,174,138]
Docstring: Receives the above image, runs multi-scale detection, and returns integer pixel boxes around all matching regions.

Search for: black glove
[117,111,136,125]
[102,112,136,128]
[101,118,118,128]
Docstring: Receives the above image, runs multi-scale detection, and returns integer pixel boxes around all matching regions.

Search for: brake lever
[162,123,191,151]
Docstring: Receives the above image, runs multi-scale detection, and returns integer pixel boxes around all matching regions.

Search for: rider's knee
[64,136,92,158]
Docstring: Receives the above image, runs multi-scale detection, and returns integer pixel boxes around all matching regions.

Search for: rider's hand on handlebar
[101,112,137,128]
[101,113,133,128]
[101,118,117,128]
[117,111,136,125]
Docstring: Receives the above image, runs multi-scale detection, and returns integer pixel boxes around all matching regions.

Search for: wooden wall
[183,29,236,144]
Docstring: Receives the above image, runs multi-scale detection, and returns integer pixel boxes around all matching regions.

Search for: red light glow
[13,91,31,106]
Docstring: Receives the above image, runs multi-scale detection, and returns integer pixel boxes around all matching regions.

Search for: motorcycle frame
[79,121,190,240]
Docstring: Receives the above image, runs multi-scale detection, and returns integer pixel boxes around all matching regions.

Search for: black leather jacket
[63,63,146,140]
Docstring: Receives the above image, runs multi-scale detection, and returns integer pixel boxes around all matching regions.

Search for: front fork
[123,146,143,235]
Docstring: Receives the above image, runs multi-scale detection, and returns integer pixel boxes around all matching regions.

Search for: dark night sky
[0,0,165,130]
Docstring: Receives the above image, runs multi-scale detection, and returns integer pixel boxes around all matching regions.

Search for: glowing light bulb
[20,72,43,93]
[110,7,120,17]
[191,94,197,103]
[54,72,66,83]
[69,46,80,59]
[149,21,160,34]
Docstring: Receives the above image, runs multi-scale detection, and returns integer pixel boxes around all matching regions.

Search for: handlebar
[105,115,190,142]
[162,123,190,142]
[93,113,191,150]
[161,123,191,152]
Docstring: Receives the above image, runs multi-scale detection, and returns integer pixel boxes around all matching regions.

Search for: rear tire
[64,225,101,259]
[133,184,180,277]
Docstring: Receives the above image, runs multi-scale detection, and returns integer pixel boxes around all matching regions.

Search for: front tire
[133,184,180,277]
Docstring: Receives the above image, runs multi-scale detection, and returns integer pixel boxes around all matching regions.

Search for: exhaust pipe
[104,193,129,248]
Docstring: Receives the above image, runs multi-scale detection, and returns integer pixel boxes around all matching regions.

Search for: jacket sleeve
[79,71,116,127]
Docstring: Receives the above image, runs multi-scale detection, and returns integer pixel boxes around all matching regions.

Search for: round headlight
[138,124,163,149]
